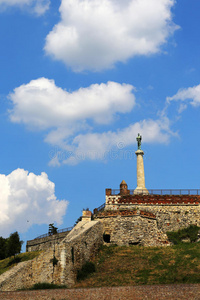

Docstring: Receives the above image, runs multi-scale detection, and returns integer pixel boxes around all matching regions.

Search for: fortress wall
[60,220,103,287]
[105,195,200,233]
[0,221,103,291]
[97,214,169,246]
[0,247,58,291]
[26,231,70,252]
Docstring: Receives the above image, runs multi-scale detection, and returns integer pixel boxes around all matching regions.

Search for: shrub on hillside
[29,282,67,290]
[167,225,200,244]
[77,261,96,281]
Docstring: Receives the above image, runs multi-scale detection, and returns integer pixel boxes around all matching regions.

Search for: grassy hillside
[74,243,200,288]
[0,251,40,276]
[1,244,199,289]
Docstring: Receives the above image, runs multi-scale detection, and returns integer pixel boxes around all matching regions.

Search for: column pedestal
[134,150,149,195]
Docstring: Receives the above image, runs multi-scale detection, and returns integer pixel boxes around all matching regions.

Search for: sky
[0,0,200,249]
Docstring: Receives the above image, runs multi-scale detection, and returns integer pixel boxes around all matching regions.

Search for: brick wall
[106,194,200,206]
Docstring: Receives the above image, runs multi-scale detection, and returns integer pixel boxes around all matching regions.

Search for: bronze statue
[136,133,142,150]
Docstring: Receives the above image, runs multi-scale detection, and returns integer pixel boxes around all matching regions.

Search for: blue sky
[0,0,200,249]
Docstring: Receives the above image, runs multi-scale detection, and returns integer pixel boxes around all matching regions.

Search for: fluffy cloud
[0,0,50,15]
[0,169,68,237]
[167,84,200,108]
[9,78,136,129]
[9,78,173,165]
[44,0,178,71]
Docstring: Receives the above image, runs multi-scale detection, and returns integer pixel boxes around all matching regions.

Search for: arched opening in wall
[103,233,110,243]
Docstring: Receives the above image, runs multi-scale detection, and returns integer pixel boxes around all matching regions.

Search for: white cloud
[49,117,171,165]
[0,0,50,15]
[9,78,136,129]
[44,0,178,71]
[0,169,68,237]
[167,84,200,108]
[9,78,173,165]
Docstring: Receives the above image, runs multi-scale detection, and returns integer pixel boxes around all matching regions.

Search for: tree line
[0,232,23,260]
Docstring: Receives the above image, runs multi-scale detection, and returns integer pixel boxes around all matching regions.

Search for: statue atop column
[136,133,142,150]
[134,133,149,194]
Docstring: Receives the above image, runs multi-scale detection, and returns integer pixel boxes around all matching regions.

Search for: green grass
[0,251,41,275]
[167,225,200,244]
[1,243,200,289]
[74,243,200,288]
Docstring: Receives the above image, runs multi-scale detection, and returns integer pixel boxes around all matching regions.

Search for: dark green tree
[6,232,23,257]
[74,216,82,226]
[48,223,58,235]
[0,237,7,260]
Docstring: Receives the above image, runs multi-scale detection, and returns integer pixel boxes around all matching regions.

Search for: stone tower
[120,180,129,195]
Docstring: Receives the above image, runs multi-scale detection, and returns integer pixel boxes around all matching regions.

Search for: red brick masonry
[0,284,200,300]
[107,194,200,205]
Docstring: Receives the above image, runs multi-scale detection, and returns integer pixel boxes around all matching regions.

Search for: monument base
[134,187,149,195]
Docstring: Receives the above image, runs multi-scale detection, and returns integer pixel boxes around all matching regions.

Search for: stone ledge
[95,210,156,220]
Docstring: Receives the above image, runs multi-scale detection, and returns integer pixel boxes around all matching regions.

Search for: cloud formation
[0,169,68,237]
[9,78,172,165]
[0,0,50,15]
[50,118,170,165]
[9,78,135,129]
[44,0,178,71]
[167,84,200,108]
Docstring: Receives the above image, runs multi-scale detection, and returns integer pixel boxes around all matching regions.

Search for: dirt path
[0,284,200,299]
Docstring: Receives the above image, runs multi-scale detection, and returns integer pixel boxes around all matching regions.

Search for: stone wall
[2,194,200,291]
[0,220,103,291]
[105,194,200,233]
[90,194,200,247]
[0,247,58,291]
[95,210,168,246]
[26,231,70,252]
[60,220,103,286]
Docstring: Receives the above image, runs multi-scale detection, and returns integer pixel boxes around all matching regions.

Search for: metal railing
[94,203,105,214]
[35,226,73,240]
[108,189,200,196]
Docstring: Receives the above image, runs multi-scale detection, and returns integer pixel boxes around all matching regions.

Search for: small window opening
[71,247,74,263]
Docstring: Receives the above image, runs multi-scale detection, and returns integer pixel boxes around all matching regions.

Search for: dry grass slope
[74,243,200,288]
[0,252,40,276]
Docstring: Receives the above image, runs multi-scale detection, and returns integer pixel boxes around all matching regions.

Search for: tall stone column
[134,149,149,195]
